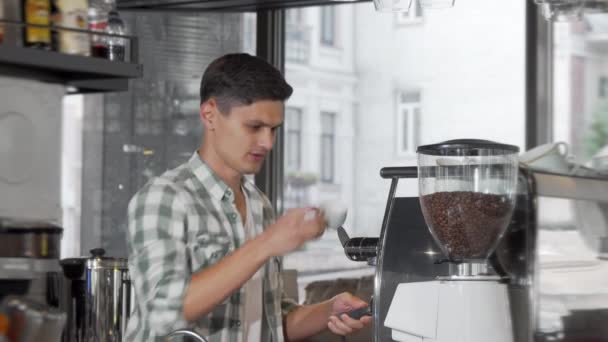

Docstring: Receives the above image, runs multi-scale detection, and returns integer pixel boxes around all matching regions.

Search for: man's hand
[260,207,327,257]
[327,292,372,336]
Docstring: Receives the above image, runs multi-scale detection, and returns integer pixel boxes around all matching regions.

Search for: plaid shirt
[125,152,298,342]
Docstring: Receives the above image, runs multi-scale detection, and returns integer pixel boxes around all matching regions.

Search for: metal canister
[60,248,131,342]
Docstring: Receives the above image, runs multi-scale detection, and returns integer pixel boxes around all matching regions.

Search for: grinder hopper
[417,139,519,264]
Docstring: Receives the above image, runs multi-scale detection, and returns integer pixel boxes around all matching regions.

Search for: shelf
[117,0,371,12]
[0,45,143,93]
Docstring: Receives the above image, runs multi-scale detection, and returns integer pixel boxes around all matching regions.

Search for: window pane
[402,108,409,151]
[283,2,525,306]
[546,12,608,339]
[320,112,335,182]
[553,17,608,161]
[286,107,302,171]
[320,6,335,45]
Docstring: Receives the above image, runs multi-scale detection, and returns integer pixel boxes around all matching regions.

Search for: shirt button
[236,320,241,327]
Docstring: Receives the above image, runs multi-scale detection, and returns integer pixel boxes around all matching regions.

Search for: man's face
[210,100,283,175]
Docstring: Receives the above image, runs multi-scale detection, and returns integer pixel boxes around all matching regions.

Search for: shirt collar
[188,151,256,202]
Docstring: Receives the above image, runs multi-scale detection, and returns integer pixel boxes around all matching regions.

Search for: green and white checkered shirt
[125,152,298,342]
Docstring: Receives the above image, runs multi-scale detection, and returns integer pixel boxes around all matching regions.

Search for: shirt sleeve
[127,180,191,336]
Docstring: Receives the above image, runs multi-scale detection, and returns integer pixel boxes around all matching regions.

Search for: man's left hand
[327,292,373,336]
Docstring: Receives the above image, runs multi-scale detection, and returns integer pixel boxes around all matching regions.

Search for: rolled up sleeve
[127,181,191,336]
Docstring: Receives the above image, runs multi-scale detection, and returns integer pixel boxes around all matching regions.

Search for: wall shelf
[117,0,371,12]
[0,45,143,93]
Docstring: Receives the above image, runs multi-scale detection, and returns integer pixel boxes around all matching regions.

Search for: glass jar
[417,139,519,261]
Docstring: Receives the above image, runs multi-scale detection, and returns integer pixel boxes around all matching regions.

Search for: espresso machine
[339,139,608,342]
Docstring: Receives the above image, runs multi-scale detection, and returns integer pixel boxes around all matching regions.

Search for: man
[125,53,372,342]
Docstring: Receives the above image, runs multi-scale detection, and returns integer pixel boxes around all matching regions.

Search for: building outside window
[320,6,336,46]
[396,91,421,155]
[320,112,336,183]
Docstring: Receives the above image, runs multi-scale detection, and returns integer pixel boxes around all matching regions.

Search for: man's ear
[200,98,218,131]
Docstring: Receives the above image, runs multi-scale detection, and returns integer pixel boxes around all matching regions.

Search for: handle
[337,227,379,262]
[346,306,372,320]
[345,297,374,319]
[380,166,418,179]
[165,329,209,342]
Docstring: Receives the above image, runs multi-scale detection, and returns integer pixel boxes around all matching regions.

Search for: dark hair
[200,53,293,113]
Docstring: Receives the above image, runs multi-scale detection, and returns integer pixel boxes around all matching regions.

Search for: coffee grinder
[338,139,520,342]
[384,140,519,342]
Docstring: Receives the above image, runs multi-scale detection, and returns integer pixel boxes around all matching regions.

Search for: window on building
[286,9,311,64]
[395,1,423,25]
[286,107,303,172]
[599,76,608,98]
[396,91,421,155]
[320,6,336,46]
[320,112,336,183]
[287,8,305,24]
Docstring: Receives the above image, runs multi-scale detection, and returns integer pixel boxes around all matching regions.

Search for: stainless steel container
[60,248,131,342]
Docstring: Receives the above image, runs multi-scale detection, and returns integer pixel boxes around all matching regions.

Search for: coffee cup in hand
[318,201,348,230]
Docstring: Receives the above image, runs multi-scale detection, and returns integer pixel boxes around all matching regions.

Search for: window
[286,107,302,172]
[286,9,311,64]
[553,15,608,160]
[539,13,608,339]
[395,1,423,25]
[284,1,525,307]
[287,8,305,24]
[320,112,336,183]
[599,76,608,98]
[396,91,421,155]
[320,6,336,46]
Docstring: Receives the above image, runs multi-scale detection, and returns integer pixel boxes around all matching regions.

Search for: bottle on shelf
[0,0,5,44]
[105,9,126,61]
[54,0,89,55]
[88,0,114,58]
[23,0,52,49]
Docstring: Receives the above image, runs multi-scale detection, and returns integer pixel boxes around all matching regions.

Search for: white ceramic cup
[519,141,570,173]
[318,201,348,230]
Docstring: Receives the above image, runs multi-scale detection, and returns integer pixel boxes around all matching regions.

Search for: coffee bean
[420,191,514,260]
